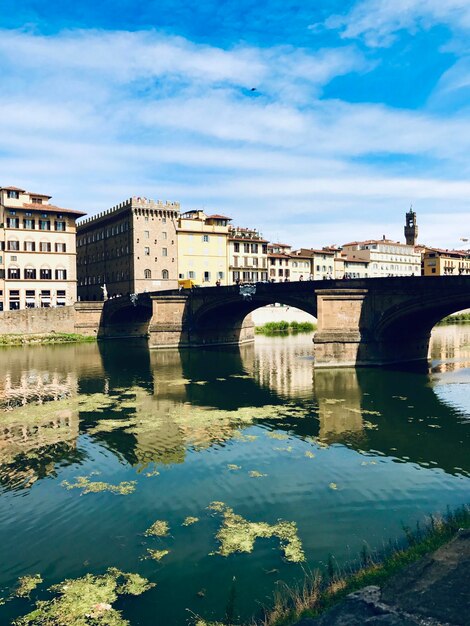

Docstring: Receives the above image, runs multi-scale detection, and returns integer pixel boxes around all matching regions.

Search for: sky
[1,0,469,249]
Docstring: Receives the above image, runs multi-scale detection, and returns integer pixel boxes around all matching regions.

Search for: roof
[268,253,291,259]
[206,214,232,220]
[425,247,470,258]
[1,186,26,192]
[342,239,412,248]
[26,191,52,199]
[22,203,86,217]
[268,242,291,248]
[229,236,268,243]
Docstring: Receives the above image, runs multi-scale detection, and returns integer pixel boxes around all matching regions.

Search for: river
[0,325,469,625]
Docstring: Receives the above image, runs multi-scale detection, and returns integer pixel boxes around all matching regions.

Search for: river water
[0,326,469,625]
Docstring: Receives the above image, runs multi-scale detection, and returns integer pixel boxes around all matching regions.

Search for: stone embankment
[295,529,470,626]
[0,302,103,337]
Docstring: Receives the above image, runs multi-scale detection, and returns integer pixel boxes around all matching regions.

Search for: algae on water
[182,517,199,526]
[62,476,136,496]
[208,502,305,563]
[248,471,267,478]
[227,464,241,471]
[12,568,154,626]
[146,549,169,562]
[144,520,169,537]
[15,574,43,598]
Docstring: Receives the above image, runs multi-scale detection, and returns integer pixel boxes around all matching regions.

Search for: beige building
[228,226,268,284]
[268,243,292,282]
[341,238,421,277]
[0,185,84,310]
[177,211,230,285]
[423,248,470,276]
[77,196,179,300]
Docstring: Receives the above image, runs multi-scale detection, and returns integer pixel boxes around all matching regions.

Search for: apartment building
[0,185,85,310]
[341,237,421,277]
[228,226,268,284]
[268,243,292,282]
[289,249,313,281]
[177,211,230,285]
[77,196,179,300]
[423,248,470,276]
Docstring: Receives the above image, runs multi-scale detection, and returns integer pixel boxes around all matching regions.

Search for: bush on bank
[0,333,96,346]
[437,313,470,324]
[255,321,317,335]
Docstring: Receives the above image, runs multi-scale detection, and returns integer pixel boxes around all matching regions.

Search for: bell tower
[404,206,418,246]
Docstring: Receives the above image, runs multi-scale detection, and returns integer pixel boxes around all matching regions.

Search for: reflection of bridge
[101,277,470,368]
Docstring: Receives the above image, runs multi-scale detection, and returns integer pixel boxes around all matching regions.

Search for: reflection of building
[0,185,85,310]
[77,196,179,300]
[228,225,268,284]
[423,248,470,276]
[177,211,231,285]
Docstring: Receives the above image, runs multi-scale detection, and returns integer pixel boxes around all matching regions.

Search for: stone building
[228,226,268,284]
[77,196,179,300]
[177,211,231,285]
[341,237,421,277]
[0,185,85,310]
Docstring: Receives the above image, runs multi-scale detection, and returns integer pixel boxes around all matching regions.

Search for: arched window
[162,269,169,280]
[144,269,151,279]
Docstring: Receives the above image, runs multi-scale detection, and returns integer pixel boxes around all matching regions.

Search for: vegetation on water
[208,502,305,564]
[144,520,170,537]
[0,333,96,346]
[252,504,470,626]
[12,568,154,626]
[182,516,199,526]
[61,475,137,496]
[255,321,316,335]
[15,575,43,598]
[146,549,170,562]
[437,312,470,325]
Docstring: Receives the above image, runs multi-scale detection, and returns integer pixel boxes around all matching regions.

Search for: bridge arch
[101,296,153,338]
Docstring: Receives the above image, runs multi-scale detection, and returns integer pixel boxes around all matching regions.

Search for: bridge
[100,276,470,368]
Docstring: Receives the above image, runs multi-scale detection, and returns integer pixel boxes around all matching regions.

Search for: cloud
[320,0,470,47]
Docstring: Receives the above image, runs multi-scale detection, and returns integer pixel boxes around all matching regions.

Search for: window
[40,242,51,252]
[11,256,17,262]
[234,242,240,252]
[251,243,258,253]
[162,248,168,257]
[7,190,19,199]
[9,290,20,309]
[144,269,151,279]
[7,241,19,251]
[144,247,150,256]
[144,216,149,222]
[7,217,19,228]
[55,242,66,252]
[203,271,210,282]
[56,290,66,306]
[24,268,36,279]
[144,230,149,238]
[55,221,66,231]
[162,232,167,240]
[25,290,35,308]
[23,218,35,229]
[218,271,224,279]
[162,269,169,280]
[40,268,52,280]
[55,269,67,280]
[203,235,209,242]
[162,217,166,224]
[31,197,43,204]
[188,271,195,279]
[244,243,250,253]
[39,219,51,230]
[7,267,20,279]
[40,290,51,307]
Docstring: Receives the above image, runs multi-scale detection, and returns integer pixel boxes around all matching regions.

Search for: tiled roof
[206,214,232,220]
[22,203,87,217]
[27,191,52,199]
[1,185,26,192]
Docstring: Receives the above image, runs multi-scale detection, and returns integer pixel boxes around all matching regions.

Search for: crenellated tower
[404,206,418,246]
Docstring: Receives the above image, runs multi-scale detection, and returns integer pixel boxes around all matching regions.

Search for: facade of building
[0,185,84,310]
[77,196,179,300]
[228,226,268,284]
[289,250,313,281]
[268,243,292,282]
[177,211,231,285]
[422,248,470,276]
[341,238,421,277]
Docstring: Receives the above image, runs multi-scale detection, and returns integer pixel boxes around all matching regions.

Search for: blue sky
[1,0,469,248]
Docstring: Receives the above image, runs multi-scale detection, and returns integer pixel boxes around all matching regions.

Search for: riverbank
[0,333,96,346]
[251,305,317,326]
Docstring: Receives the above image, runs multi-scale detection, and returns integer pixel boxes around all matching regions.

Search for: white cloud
[321,0,470,47]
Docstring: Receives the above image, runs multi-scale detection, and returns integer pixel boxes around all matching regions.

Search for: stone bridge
[100,276,470,368]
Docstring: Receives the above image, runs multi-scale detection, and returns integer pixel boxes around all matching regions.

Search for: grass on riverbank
[437,312,470,325]
[0,333,96,346]
[253,504,470,626]
[255,321,316,336]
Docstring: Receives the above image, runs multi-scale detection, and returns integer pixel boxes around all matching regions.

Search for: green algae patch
[182,516,199,526]
[146,549,169,562]
[305,451,315,458]
[227,464,241,471]
[329,482,338,490]
[266,432,289,440]
[15,574,43,598]
[208,502,305,563]
[62,476,137,496]
[12,568,154,626]
[144,520,169,537]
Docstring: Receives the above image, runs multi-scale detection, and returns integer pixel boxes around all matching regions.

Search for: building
[423,248,470,276]
[228,226,268,284]
[268,243,292,282]
[77,196,179,300]
[0,185,85,310]
[341,237,421,277]
[404,208,418,246]
[289,249,313,281]
[177,211,231,285]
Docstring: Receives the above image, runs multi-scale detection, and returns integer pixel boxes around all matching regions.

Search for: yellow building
[423,248,470,276]
[177,211,231,286]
